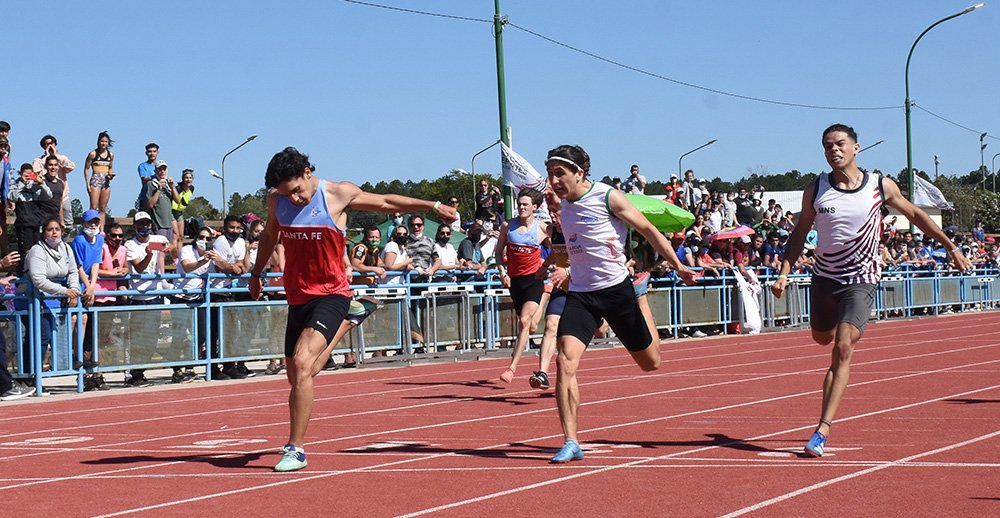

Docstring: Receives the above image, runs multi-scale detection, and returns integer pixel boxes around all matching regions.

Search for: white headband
[545,156,581,171]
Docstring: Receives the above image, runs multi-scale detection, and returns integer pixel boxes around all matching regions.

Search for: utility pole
[494,0,513,220]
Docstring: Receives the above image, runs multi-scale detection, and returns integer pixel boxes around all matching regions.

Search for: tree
[184,196,221,220]
[71,198,84,221]
[228,188,268,219]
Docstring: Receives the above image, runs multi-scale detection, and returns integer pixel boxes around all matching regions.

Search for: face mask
[436,236,449,245]
[83,227,99,238]
[393,235,407,245]
[366,239,379,248]
[136,228,151,237]
[45,236,62,248]
[248,234,260,243]
[482,222,494,232]
[225,231,241,242]
[393,217,403,225]
[196,239,207,251]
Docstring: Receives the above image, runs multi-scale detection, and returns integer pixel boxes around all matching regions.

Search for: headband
[545,156,581,171]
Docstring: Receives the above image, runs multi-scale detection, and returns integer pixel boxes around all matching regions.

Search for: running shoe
[528,371,550,390]
[125,374,154,388]
[499,368,514,384]
[274,444,308,472]
[1,382,35,401]
[550,439,584,463]
[804,431,827,457]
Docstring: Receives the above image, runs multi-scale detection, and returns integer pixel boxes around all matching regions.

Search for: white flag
[500,142,549,221]
[912,174,953,210]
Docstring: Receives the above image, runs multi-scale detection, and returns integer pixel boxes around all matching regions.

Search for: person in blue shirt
[71,209,107,390]
[136,143,158,209]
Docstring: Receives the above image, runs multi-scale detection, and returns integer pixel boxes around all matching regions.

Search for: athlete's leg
[555,334,586,442]
[506,300,540,375]
[811,329,834,345]
[285,320,354,447]
[817,321,861,436]
[538,314,559,375]
[627,294,661,371]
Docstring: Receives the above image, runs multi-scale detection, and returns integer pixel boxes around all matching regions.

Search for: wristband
[778,274,788,279]
[950,247,960,254]
[433,201,441,210]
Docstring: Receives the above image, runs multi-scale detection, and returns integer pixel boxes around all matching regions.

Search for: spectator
[0,138,11,228]
[706,200,723,233]
[722,192,737,228]
[751,198,764,223]
[762,231,785,270]
[83,131,115,227]
[404,215,439,283]
[172,169,195,251]
[734,187,754,225]
[446,196,463,234]
[350,226,386,286]
[31,135,75,228]
[387,212,404,238]
[144,160,180,243]
[37,155,67,230]
[972,220,985,243]
[172,225,228,383]
[264,238,287,375]
[457,223,488,276]
[621,164,646,194]
[778,210,795,232]
[610,177,622,191]
[475,180,498,219]
[124,211,170,387]
[433,223,458,273]
[10,163,52,272]
[664,174,680,204]
[25,218,80,376]
[136,143,158,209]
[210,215,249,379]
[749,234,766,267]
[382,224,414,284]
[94,222,130,375]
[70,209,107,390]
[690,214,708,238]
[0,251,33,401]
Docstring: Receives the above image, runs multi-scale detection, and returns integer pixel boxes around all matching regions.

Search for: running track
[2,313,999,517]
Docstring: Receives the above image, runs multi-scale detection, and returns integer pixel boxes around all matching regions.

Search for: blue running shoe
[274,444,308,472]
[804,431,827,457]
[550,440,584,463]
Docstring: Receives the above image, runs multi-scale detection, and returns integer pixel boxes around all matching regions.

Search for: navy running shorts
[284,294,351,358]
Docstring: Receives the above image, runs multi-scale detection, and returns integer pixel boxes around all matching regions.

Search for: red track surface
[2,313,999,517]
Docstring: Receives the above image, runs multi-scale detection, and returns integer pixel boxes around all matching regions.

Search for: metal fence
[5,266,998,394]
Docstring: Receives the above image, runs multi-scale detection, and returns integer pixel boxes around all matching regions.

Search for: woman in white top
[382,224,414,285]
[544,144,695,464]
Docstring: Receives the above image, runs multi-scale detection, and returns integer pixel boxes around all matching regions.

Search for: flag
[912,174,953,210]
[500,142,549,221]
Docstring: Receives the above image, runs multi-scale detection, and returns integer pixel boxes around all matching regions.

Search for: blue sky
[4,1,998,216]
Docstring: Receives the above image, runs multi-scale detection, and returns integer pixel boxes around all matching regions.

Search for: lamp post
[980,132,988,188]
[992,152,1000,192]
[904,3,983,230]
[219,135,257,215]
[208,169,224,213]
[677,139,718,178]
[934,154,940,180]
[859,139,885,154]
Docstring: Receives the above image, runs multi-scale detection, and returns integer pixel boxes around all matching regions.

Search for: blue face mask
[136,227,151,237]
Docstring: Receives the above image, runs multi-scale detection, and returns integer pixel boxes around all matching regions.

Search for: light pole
[219,135,257,215]
[904,3,983,229]
[934,154,940,180]
[859,139,885,154]
[992,152,1000,192]
[980,132,988,188]
[677,139,718,178]
[208,169,224,213]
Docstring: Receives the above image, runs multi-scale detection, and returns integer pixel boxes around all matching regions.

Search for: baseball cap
[155,160,168,170]
[133,211,152,222]
[740,235,751,244]
[82,209,101,222]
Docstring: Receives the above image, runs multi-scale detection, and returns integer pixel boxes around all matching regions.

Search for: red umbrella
[706,225,755,242]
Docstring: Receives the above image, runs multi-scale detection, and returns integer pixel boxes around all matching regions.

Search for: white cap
[740,235,751,244]
[133,211,152,222]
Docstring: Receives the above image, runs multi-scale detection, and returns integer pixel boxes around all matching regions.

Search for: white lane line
[719,429,1000,517]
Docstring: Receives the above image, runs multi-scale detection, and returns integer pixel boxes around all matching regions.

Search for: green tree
[228,188,268,219]
[71,198,84,221]
[184,196,221,220]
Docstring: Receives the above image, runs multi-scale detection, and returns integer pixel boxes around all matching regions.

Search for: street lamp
[980,132,988,188]
[904,3,983,228]
[992,151,1000,192]
[677,139,718,178]
[859,139,885,154]
[219,135,257,215]
[934,154,940,180]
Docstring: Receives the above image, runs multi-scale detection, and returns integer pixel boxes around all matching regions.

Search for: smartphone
[205,241,213,251]
[148,241,165,252]
[112,259,120,268]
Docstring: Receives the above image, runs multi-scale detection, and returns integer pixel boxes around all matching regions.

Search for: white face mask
[45,236,62,248]
[196,239,207,251]
[482,221,494,232]
[393,217,403,225]
[83,227,99,238]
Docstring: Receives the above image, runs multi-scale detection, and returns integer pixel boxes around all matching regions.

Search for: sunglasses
[439,233,451,237]
[410,222,424,228]
[108,234,125,239]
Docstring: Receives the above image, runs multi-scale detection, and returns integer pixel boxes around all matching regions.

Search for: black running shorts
[809,275,876,333]
[508,273,544,313]
[557,277,652,352]
[284,294,351,358]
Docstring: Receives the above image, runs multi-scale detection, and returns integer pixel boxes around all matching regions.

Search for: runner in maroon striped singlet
[249,147,456,472]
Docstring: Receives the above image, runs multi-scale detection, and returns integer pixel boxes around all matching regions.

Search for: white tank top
[561,182,629,291]
[811,172,884,285]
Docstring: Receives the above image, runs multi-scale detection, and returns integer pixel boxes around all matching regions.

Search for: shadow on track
[81,452,272,469]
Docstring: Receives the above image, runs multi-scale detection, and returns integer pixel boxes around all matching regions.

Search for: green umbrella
[625,194,695,232]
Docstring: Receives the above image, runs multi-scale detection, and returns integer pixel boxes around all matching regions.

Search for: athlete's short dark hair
[546,145,591,177]
[517,187,544,208]
[823,123,857,143]
[265,147,315,189]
